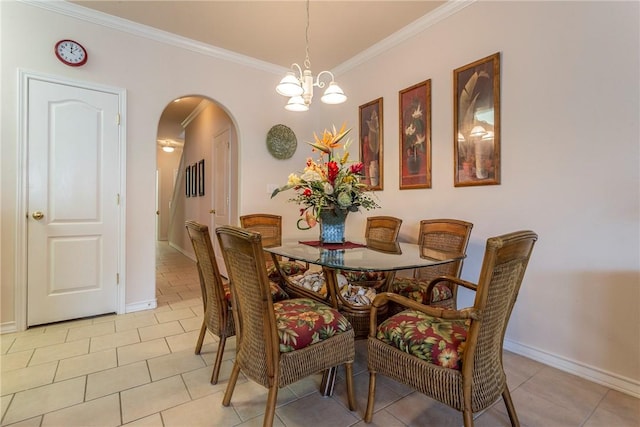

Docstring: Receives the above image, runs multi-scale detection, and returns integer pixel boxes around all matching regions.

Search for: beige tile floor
[1,242,638,426]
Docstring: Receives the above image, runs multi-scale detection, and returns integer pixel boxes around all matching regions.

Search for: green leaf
[306,141,331,154]
[271,185,293,198]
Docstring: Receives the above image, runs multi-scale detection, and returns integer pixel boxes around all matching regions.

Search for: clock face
[55,40,88,67]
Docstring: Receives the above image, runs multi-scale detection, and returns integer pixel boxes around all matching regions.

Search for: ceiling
[70,1,446,146]
[72,1,445,70]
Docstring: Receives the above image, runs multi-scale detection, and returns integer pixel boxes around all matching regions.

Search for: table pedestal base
[320,367,337,396]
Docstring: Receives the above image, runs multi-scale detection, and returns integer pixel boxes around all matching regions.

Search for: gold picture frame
[359,97,383,190]
[454,52,501,186]
[399,79,431,189]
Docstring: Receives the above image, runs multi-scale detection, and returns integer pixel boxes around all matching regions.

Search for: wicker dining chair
[240,213,308,280]
[365,230,538,427]
[390,219,472,311]
[341,215,403,286]
[185,221,235,385]
[332,215,403,337]
[216,225,356,427]
[364,215,403,242]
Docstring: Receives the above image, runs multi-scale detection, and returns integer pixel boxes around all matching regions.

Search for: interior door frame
[15,70,127,331]
[211,128,232,277]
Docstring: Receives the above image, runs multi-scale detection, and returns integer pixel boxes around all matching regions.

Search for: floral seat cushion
[223,281,289,303]
[392,277,453,305]
[266,260,308,281]
[376,309,469,370]
[274,298,352,353]
[341,270,387,284]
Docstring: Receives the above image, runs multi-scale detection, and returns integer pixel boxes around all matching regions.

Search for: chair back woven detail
[239,213,282,248]
[366,230,538,427]
[185,221,235,384]
[415,219,473,283]
[390,219,472,312]
[364,216,403,242]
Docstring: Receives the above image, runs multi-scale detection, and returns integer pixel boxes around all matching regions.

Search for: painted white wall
[315,1,639,392]
[1,0,638,395]
[0,0,309,321]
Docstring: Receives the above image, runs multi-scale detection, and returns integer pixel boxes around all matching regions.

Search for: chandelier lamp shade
[275,0,347,111]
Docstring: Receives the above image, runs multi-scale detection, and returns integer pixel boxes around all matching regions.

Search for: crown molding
[20,0,288,75]
[333,0,476,75]
[20,0,472,77]
[181,99,211,129]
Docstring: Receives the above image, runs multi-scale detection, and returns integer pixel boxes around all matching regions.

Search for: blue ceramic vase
[319,208,348,244]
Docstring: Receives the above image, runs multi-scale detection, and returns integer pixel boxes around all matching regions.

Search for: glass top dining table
[264,237,465,397]
[264,237,464,273]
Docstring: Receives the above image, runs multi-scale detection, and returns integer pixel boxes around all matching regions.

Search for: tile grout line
[3,337,16,356]
[0,394,15,426]
[158,408,167,426]
[117,391,124,426]
[579,389,609,427]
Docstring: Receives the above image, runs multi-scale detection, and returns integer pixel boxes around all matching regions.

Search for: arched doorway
[155,95,238,276]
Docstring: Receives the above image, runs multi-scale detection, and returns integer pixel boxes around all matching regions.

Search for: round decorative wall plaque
[266,124,297,159]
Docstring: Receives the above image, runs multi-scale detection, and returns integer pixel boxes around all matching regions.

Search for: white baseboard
[125,299,157,313]
[1,321,17,334]
[2,299,158,333]
[504,338,640,399]
[169,241,195,262]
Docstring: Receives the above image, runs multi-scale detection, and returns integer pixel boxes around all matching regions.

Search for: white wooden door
[27,78,121,326]
[212,129,231,277]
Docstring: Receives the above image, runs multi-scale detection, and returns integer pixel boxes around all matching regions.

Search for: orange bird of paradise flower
[306,123,350,154]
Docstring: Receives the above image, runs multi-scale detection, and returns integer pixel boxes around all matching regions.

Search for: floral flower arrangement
[271,123,379,230]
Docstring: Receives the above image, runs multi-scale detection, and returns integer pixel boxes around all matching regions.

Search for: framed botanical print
[454,52,501,186]
[399,79,431,189]
[359,97,383,190]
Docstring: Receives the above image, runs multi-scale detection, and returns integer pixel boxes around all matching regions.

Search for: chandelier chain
[304,0,311,70]
[275,0,346,110]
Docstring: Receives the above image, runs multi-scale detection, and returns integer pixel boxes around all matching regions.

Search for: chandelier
[275,0,347,112]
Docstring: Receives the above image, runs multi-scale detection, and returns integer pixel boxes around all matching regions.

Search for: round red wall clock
[54,39,88,67]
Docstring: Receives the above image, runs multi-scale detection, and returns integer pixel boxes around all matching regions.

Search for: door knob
[209,209,216,214]
[156,210,160,215]
[32,211,45,220]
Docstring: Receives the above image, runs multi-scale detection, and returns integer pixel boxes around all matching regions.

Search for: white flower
[405,123,416,136]
[414,134,425,146]
[323,182,334,195]
[301,170,322,182]
[412,104,423,119]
